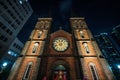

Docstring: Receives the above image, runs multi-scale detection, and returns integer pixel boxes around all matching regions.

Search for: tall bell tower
[70,17,114,80]
[8,18,52,80]
[8,17,114,80]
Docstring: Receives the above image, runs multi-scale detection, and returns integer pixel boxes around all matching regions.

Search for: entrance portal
[49,60,70,80]
[53,65,67,80]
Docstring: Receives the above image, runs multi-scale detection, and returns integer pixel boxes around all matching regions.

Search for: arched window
[39,21,44,29]
[89,63,99,80]
[44,21,49,29]
[38,31,42,38]
[79,30,84,38]
[23,62,33,80]
[79,21,84,28]
[73,20,78,28]
[77,20,82,28]
[82,42,90,53]
[32,42,39,53]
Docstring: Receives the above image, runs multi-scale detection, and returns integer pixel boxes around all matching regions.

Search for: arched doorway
[49,60,70,80]
[53,65,67,80]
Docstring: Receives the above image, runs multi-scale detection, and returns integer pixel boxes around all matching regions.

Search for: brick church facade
[8,18,114,80]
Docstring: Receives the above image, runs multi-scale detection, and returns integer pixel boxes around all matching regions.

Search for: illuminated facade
[8,18,114,80]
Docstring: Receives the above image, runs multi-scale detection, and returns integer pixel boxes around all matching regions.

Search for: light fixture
[2,62,8,67]
[19,0,23,4]
[8,50,11,54]
[117,65,120,69]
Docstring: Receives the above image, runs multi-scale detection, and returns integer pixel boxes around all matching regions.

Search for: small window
[19,16,23,20]
[12,15,16,19]
[17,21,20,25]
[1,14,11,24]
[13,43,16,47]
[39,21,44,29]
[6,29,10,33]
[8,0,12,5]
[1,26,6,30]
[82,42,90,53]
[73,20,78,28]
[77,20,82,28]
[11,24,17,30]
[79,30,84,38]
[9,31,13,35]
[44,21,49,29]
[0,35,4,40]
[3,5,8,9]
[38,31,42,38]
[32,42,39,53]
[3,37,8,42]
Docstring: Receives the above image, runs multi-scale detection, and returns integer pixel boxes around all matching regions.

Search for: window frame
[82,42,90,53]
[22,62,33,80]
[32,42,39,53]
[89,63,99,80]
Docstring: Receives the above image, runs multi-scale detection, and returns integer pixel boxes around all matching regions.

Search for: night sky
[18,0,120,43]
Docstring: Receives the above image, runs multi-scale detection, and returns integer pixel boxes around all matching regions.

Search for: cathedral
[8,18,114,80]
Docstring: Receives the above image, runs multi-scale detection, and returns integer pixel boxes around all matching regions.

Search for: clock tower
[8,18,114,80]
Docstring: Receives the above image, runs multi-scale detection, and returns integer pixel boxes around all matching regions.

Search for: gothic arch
[89,62,99,80]
[51,60,70,69]
[22,62,33,80]
[49,59,71,80]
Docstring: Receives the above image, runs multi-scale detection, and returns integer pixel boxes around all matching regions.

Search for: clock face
[53,37,69,52]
